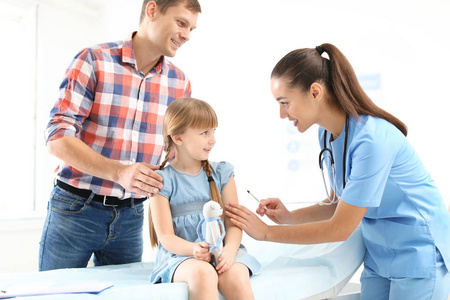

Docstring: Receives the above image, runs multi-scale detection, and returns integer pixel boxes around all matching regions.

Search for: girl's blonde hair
[149,97,222,248]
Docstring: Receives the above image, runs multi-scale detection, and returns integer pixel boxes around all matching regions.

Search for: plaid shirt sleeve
[45,48,98,143]
[44,34,191,199]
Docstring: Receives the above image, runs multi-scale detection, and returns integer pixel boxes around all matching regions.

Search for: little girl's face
[177,127,216,161]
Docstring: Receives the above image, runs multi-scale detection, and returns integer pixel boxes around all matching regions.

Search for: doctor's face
[271,77,318,133]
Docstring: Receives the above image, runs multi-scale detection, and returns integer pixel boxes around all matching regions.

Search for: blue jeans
[361,249,450,300]
[39,185,144,271]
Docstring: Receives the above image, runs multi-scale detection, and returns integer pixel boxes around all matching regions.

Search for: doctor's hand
[193,242,211,262]
[258,198,292,224]
[225,203,269,241]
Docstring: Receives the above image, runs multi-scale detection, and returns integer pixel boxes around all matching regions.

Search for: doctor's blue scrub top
[319,115,450,278]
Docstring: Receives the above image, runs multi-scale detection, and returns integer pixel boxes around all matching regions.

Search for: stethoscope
[318,116,349,205]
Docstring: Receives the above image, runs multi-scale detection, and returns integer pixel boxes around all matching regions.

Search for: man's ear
[145,1,157,21]
[171,134,183,146]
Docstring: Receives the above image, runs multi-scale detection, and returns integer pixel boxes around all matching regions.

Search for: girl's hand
[215,247,236,275]
[193,242,211,262]
[258,198,291,224]
[225,203,269,241]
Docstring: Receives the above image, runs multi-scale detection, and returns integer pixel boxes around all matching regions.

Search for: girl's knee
[175,260,220,300]
[195,262,218,284]
[218,263,253,297]
[174,259,218,285]
[181,260,218,289]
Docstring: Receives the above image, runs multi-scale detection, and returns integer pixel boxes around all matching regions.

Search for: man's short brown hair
[140,0,202,24]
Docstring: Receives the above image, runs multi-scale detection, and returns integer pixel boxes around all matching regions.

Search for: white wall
[0,0,106,273]
[1,0,449,273]
[174,0,450,206]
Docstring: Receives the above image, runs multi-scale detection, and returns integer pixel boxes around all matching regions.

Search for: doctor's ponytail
[271,44,408,136]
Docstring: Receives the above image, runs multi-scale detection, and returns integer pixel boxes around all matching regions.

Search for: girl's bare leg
[218,263,254,300]
[173,259,219,300]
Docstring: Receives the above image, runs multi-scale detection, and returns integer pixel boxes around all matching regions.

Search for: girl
[149,97,260,300]
[225,44,450,299]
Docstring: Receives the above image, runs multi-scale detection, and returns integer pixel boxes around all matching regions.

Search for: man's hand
[117,163,163,197]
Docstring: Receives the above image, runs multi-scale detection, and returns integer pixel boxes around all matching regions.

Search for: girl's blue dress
[150,161,261,283]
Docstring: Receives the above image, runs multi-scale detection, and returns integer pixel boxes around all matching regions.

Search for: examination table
[0,227,364,299]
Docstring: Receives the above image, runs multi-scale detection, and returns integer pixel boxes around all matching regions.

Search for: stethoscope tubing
[319,116,349,202]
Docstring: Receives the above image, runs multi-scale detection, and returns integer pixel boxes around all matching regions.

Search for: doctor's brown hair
[140,0,202,24]
[149,97,222,248]
[271,43,408,136]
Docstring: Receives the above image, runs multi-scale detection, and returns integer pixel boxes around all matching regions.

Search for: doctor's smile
[289,117,298,127]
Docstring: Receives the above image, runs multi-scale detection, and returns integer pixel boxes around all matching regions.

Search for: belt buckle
[103,196,118,207]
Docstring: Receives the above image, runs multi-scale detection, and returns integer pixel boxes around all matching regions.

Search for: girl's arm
[150,194,210,261]
[216,177,242,274]
[221,177,242,251]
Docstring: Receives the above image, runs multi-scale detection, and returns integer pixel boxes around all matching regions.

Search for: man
[39,0,201,271]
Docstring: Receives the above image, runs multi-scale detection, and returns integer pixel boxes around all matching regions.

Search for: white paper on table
[0,280,113,299]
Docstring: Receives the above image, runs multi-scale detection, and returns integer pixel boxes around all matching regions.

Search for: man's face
[147,3,199,57]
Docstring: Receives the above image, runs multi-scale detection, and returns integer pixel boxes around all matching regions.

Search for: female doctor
[225,44,450,299]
